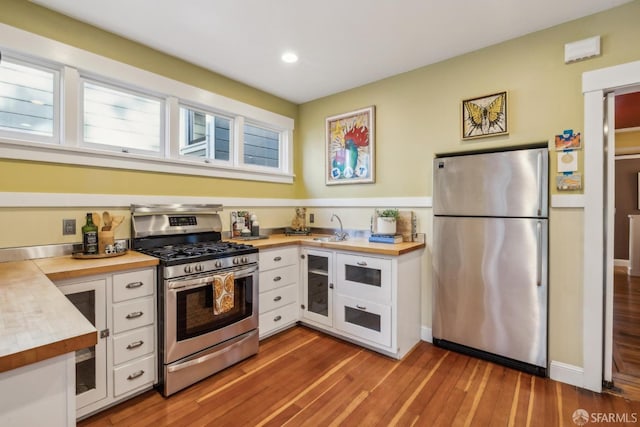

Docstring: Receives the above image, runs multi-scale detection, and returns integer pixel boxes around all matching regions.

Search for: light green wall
[0,0,301,199]
[297,1,640,199]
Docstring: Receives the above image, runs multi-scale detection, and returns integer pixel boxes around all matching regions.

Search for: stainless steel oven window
[176,274,253,340]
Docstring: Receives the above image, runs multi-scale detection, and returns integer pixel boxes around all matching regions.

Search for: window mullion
[62,66,80,147]
[234,116,244,167]
[166,96,179,159]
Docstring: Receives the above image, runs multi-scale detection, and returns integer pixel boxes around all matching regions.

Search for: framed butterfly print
[325,106,375,185]
[462,91,508,140]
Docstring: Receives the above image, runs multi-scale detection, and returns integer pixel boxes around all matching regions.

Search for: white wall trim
[550,194,585,208]
[420,326,433,343]
[582,59,640,393]
[549,361,584,388]
[0,192,433,209]
[614,259,629,268]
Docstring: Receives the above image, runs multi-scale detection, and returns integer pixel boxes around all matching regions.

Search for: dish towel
[213,272,235,315]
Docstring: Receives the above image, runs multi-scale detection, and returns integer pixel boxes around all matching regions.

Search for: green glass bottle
[82,213,98,255]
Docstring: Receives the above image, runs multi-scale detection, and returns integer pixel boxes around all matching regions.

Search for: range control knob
[233,257,239,265]
[241,256,248,263]
[195,264,203,272]
[215,260,222,268]
[184,265,193,274]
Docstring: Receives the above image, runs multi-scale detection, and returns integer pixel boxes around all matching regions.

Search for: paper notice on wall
[556,173,582,191]
[557,151,578,173]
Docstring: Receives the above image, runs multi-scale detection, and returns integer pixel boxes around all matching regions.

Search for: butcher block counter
[231,234,425,255]
[0,251,159,373]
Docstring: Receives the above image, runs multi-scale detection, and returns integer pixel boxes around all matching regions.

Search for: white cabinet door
[301,248,333,327]
[57,279,108,410]
[334,294,391,347]
[336,253,392,303]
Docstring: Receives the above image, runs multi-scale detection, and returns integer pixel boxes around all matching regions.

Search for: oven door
[164,264,258,363]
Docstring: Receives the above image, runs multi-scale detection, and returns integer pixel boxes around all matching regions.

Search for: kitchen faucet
[331,214,348,241]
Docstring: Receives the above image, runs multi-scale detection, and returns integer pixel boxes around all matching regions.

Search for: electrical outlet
[309,213,315,223]
[63,219,76,235]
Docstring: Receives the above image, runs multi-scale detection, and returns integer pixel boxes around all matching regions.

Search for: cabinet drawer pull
[356,261,368,266]
[273,295,282,302]
[126,311,144,319]
[127,370,145,380]
[273,276,282,282]
[356,304,367,310]
[273,256,282,262]
[274,315,282,322]
[126,340,144,350]
[126,281,144,289]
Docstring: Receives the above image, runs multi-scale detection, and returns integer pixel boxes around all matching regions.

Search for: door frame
[583,59,640,392]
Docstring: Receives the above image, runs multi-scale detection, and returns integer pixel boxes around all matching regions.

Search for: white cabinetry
[300,247,422,359]
[55,267,157,419]
[300,248,334,327]
[258,247,299,338]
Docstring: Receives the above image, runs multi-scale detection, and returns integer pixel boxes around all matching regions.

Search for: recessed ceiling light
[281,52,298,64]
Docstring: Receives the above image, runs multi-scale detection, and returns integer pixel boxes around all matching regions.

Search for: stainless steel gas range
[131,204,259,396]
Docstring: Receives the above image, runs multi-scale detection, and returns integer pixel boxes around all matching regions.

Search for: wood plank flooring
[612,267,640,401]
[80,326,640,426]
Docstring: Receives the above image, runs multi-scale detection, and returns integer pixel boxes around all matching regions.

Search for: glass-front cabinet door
[57,279,107,410]
[334,294,392,347]
[336,253,391,303]
[301,248,333,327]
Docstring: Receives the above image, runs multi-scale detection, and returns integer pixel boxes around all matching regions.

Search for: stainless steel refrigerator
[432,145,548,375]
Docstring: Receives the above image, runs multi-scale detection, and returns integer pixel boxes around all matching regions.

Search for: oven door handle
[166,332,255,373]
[167,265,258,290]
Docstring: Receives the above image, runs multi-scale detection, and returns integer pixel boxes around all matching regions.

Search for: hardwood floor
[80,326,640,426]
[612,267,640,401]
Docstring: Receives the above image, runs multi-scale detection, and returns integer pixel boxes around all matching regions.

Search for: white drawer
[259,303,298,338]
[113,325,154,366]
[113,354,155,397]
[259,264,298,293]
[113,269,154,303]
[113,297,154,334]
[259,283,297,314]
[259,247,298,271]
[336,253,392,303]
[335,294,391,347]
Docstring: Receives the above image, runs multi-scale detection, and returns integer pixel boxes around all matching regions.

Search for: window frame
[0,24,295,184]
[177,103,235,166]
[0,53,61,145]
[79,77,165,157]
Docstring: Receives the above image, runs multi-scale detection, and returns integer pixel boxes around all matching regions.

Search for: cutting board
[396,210,416,242]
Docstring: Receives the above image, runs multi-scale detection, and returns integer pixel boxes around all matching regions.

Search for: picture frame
[462,91,508,140]
[326,106,375,185]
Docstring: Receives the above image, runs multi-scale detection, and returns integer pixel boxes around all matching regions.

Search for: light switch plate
[63,219,76,235]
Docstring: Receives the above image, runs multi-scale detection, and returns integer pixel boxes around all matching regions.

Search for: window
[0,57,58,142]
[0,25,294,183]
[243,123,280,168]
[82,80,162,154]
[179,106,232,162]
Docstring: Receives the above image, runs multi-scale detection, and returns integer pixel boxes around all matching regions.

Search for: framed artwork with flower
[325,106,375,185]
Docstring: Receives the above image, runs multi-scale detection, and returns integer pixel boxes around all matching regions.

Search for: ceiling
[32,0,633,104]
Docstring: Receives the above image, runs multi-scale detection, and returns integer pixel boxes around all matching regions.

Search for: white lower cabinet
[258,247,300,338]
[300,247,422,359]
[55,267,157,419]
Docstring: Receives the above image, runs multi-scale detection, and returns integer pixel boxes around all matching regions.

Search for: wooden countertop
[232,234,425,256]
[0,252,159,373]
[35,250,160,281]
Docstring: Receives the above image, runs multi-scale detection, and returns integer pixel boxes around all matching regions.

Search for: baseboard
[614,259,629,268]
[549,360,583,387]
[421,326,432,343]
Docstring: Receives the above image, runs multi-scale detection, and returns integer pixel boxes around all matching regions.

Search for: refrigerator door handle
[536,221,543,287]
[537,151,543,217]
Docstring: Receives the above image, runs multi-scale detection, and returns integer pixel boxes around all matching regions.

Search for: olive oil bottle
[82,213,98,255]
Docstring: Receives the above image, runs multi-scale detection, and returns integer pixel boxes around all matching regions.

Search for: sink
[312,236,338,242]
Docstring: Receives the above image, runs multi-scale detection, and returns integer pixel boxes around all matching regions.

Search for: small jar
[241,227,251,237]
[251,220,260,236]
